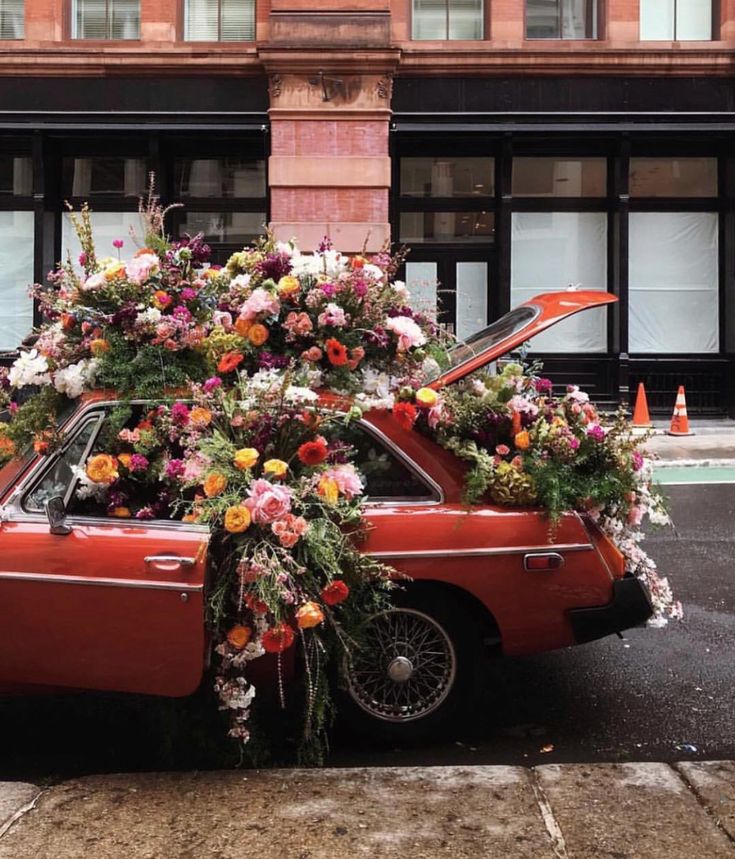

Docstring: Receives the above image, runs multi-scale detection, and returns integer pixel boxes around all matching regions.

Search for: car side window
[24,417,101,513]
[329,422,437,501]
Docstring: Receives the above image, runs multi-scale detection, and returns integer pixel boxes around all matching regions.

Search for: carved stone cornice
[267,71,396,117]
[258,47,401,77]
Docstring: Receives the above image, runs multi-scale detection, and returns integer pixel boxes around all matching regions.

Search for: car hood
[428,291,618,388]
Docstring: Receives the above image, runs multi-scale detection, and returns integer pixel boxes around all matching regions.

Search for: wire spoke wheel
[345,608,457,723]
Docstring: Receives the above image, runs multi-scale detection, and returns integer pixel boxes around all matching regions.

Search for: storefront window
[71,0,140,39]
[175,158,265,198]
[62,211,144,263]
[526,0,597,39]
[629,212,718,354]
[629,158,718,198]
[0,156,31,195]
[181,211,265,243]
[401,158,494,198]
[412,0,483,40]
[640,0,712,40]
[0,211,34,350]
[184,0,255,40]
[400,211,494,243]
[62,157,147,198]
[512,157,606,197]
[0,0,24,40]
[511,211,607,352]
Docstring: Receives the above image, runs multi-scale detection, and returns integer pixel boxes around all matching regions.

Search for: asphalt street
[1,481,733,780]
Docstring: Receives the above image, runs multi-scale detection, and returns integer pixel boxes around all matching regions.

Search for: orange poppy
[325,338,348,366]
[217,351,244,373]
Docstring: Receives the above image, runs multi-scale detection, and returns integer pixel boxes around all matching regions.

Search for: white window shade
[629,212,718,354]
[640,0,674,38]
[456,262,487,340]
[405,262,439,322]
[640,0,711,39]
[511,212,608,353]
[0,0,24,39]
[62,211,145,266]
[0,211,34,350]
[72,0,139,39]
[185,0,255,40]
[412,0,482,39]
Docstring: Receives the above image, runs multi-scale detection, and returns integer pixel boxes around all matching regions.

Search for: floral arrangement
[393,363,681,625]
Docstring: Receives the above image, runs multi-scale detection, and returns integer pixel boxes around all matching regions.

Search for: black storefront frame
[391,127,735,415]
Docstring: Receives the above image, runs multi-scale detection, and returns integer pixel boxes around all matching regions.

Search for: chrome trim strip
[367,543,593,560]
[0,571,203,592]
[144,555,197,567]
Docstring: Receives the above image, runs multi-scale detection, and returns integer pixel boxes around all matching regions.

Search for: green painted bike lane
[655,466,735,485]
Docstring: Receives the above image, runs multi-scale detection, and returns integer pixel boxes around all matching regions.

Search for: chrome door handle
[144,555,197,567]
[523,552,565,572]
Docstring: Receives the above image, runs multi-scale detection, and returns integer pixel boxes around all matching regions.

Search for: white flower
[71,465,108,501]
[135,307,162,327]
[230,273,251,289]
[81,272,106,292]
[284,385,318,404]
[361,367,392,398]
[362,263,384,281]
[385,316,426,351]
[275,241,294,257]
[392,280,410,302]
[53,359,98,399]
[8,349,51,388]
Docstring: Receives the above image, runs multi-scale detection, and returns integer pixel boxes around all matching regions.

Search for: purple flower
[173,305,193,322]
[317,236,333,252]
[202,376,222,394]
[569,437,581,450]
[165,459,186,479]
[352,278,368,298]
[171,402,191,425]
[632,451,644,472]
[319,281,337,298]
[256,252,292,282]
[129,454,149,472]
[78,252,87,267]
[365,327,390,348]
[180,287,198,302]
[534,378,553,395]
[135,507,155,520]
[257,352,290,370]
[586,425,606,443]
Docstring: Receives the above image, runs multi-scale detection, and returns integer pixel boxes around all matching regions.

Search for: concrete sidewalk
[1,762,734,859]
[639,419,735,464]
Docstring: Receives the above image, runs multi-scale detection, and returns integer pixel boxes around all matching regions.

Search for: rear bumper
[568,576,653,644]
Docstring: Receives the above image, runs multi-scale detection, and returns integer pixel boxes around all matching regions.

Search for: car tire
[338,588,485,744]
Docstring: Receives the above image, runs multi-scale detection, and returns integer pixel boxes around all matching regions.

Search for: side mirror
[45,496,72,536]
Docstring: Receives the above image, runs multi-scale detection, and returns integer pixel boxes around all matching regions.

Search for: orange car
[0,292,652,738]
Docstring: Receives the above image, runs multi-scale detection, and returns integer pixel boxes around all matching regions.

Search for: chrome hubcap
[346,608,457,723]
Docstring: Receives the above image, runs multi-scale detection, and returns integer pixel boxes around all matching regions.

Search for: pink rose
[125,253,159,285]
[246,479,293,524]
[385,316,426,352]
[240,288,280,321]
[322,464,363,500]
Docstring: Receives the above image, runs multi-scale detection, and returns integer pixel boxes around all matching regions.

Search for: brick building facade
[0,0,733,413]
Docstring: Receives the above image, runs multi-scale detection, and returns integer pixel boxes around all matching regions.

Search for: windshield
[430,305,541,381]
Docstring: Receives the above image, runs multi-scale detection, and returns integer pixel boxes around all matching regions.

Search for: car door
[0,405,207,697]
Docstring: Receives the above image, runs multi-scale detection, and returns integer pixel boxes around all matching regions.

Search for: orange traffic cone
[632,382,653,428]
[667,386,695,436]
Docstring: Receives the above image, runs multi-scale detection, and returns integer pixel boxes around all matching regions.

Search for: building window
[526,0,597,39]
[412,0,483,40]
[629,157,718,198]
[62,157,148,198]
[640,0,712,40]
[62,211,145,264]
[513,157,606,197]
[400,157,494,198]
[71,0,140,39]
[511,212,608,352]
[0,0,24,39]
[0,211,34,351]
[184,0,255,41]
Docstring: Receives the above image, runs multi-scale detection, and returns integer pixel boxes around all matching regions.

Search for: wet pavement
[1,480,733,780]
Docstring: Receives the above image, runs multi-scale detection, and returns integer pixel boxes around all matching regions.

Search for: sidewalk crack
[672,764,735,851]
[0,788,44,841]
[530,769,570,859]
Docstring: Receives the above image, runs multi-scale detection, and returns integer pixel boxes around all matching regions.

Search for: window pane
[676,0,711,39]
[401,157,494,198]
[629,212,718,353]
[448,0,482,39]
[62,211,145,265]
[175,158,265,197]
[405,261,438,321]
[511,211,607,352]
[640,0,674,39]
[456,261,487,340]
[0,0,24,39]
[0,211,34,351]
[413,0,448,39]
[110,0,140,38]
[400,211,494,243]
[513,157,606,197]
[62,157,147,198]
[0,157,31,196]
[630,158,718,197]
[73,0,107,38]
[526,0,560,38]
[221,0,255,40]
[181,211,265,243]
[185,0,219,39]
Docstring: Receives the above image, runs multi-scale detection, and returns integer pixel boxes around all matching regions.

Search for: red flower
[244,593,269,615]
[393,401,418,431]
[262,623,296,654]
[321,580,350,606]
[217,351,244,373]
[325,338,348,366]
[297,436,328,466]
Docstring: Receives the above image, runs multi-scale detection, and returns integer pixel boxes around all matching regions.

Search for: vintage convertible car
[0,291,653,737]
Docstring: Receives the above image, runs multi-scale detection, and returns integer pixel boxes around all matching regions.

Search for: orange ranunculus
[247,324,269,347]
[224,505,251,534]
[415,387,438,408]
[277,275,300,297]
[182,510,202,524]
[296,601,325,629]
[203,472,227,498]
[33,437,49,455]
[104,262,125,281]
[263,458,288,479]
[297,437,328,466]
[152,290,172,310]
[318,476,339,505]
[61,313,76,331]
[217,351,244,373]
[117,453,132,469]
[234,448,259,470]
[325,338,348,366]
[189,406,212,428]
[86,453,119,484]
[135,247,156,257]
[511,410,522,436]
[350,255,366,270]
[110,506,132,518]
[514,431,531,451]
[234,316,253,338]
[0,436,15,458]
[90,338,110,357]
[226,624,252,650]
